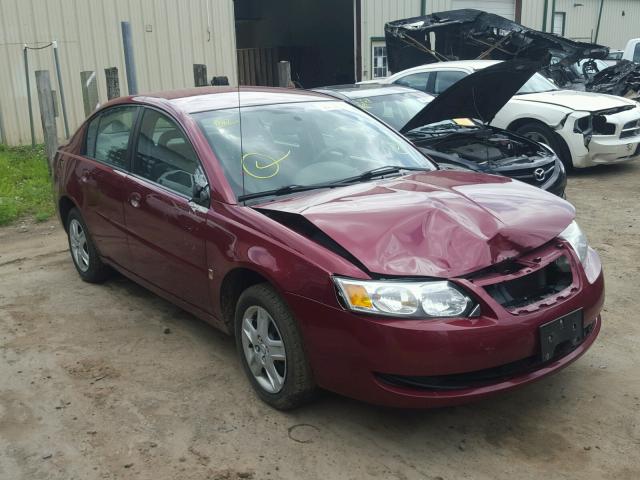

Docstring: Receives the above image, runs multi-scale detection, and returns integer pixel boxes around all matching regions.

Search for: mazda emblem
[534,168,546,182]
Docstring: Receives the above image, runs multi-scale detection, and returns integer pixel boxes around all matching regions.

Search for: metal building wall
[360,0,422,79]
[0,0,237,146]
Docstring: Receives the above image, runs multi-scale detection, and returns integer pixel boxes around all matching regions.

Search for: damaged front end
[407,126,566,197]
[572,105,636,147]
[384,9,608,73]
[586,60,640,101]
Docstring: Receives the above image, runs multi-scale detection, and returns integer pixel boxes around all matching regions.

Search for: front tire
[235,283,316,410]
[66,208,110,283]
[515,122,574,170]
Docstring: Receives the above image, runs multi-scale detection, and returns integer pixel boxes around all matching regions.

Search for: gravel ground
[1,162,639,480]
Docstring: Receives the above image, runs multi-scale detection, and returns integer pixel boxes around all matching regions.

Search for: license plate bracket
[539,309,584,362]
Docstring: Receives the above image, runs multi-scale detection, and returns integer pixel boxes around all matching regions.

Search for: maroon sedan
[53,87,604,409]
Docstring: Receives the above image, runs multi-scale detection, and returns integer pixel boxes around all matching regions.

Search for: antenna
[238,78,246,200]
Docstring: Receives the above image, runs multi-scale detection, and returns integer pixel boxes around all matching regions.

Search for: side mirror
[191,181,210,207]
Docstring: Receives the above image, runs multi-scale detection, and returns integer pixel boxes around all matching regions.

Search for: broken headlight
[333,277,476,318]
[574,115,616,135]
[559,220,589,266]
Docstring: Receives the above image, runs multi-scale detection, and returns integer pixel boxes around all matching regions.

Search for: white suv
[368,60,640,168]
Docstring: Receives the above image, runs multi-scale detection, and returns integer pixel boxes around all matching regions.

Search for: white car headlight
[559,220,589,265]
[333,277,475,318]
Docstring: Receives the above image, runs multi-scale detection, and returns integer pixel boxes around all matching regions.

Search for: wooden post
[80,71,99,117]
[0,105,7,145]
[193,64,208,87]
[277,60,291,88]
[105,67,120,99]
[35,70,57,175]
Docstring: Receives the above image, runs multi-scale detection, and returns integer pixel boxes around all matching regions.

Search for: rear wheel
[515,122,573,170]
[66,208,110,283]
[235,283,316,410]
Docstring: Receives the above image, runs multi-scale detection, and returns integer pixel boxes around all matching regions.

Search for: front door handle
[129,192,141,208]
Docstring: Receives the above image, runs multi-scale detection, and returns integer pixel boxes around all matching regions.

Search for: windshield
[349,91,432,130]
[193,101,434,199]
[516,73,559,94]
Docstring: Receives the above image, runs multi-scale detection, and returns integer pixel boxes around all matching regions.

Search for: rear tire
[235,283,317,410]
[515,122,574,170]
[66,208,110,283]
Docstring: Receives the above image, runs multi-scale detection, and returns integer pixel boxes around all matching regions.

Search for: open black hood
[400,59,541,132]
[385,9,608,74]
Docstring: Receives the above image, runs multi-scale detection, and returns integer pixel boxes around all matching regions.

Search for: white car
[368,60,640,168]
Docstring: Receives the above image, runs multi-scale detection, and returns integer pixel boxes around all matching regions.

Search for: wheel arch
[58,196,77,231]
[219,267,274,333]
[507,117,573,168]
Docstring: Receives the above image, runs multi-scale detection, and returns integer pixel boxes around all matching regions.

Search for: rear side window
[133,108,204,197]
[432,71,467,94]
[85,106,138,168]
[393,72,430,92]
[634,44,640,63]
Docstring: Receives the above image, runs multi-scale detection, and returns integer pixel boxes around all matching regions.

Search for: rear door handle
[129,192,142,208]
[80,173,89,183]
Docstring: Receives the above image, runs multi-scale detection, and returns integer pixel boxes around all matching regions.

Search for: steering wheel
[311,147,349,165]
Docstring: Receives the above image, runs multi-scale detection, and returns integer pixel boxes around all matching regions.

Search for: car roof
[391,59,502,75]
[314,84,427,99]
[106,86,332,114]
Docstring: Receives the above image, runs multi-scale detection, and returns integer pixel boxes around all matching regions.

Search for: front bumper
[286,243,604,408]
[561,110,640,168]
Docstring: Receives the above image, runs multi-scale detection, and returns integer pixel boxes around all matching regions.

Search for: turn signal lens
[343,284,372,309]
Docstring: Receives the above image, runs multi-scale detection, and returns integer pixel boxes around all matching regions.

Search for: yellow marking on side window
[241,151,291,179]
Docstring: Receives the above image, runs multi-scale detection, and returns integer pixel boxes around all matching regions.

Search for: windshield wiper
[334,165,431,184]
[238,182,338,202]
[237,166,432,202]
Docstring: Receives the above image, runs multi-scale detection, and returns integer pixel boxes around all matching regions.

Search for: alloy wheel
[69,218,90,272]
[241,305,287,393]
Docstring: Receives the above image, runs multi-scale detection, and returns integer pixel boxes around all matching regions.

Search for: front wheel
[515,122,573,170]
[235,283,316,410]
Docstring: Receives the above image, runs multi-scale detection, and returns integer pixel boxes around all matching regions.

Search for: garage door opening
[234,0,356,88]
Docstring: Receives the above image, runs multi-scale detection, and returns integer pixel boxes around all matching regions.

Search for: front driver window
[393,72,430,92]
[432,71,467,94]
[133,109,206,198]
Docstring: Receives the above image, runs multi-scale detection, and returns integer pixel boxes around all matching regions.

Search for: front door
[123,108,211,312]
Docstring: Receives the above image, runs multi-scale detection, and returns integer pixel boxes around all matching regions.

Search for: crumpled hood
[256,171,575,278]
[517,90,637,112]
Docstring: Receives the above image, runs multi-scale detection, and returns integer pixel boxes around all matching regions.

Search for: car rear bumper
[285,245,604,408]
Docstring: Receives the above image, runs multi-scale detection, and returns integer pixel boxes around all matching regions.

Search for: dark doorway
[234,0,356,88]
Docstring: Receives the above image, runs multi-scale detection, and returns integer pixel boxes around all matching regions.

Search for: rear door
[80,105,140,267]
[123,107,211,312]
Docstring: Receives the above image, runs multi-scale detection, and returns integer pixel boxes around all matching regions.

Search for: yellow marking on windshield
[353,98,372,110]
[241,151,291,179]
[213,118,239,128]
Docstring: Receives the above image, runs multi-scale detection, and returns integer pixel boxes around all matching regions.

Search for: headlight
[559,220,588,265]
[333,277,475,318]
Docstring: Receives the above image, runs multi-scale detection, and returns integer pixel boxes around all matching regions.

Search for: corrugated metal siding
[592,0,640,49]
[520,0,544,30]
[553,0,600,42]
[0,0,237,146]
[360,0,422,79]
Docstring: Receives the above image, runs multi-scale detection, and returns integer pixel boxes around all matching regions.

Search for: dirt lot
[1,163,639,480]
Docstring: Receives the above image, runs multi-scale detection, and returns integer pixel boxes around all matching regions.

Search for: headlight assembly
[333,277,476,318]
[559,220,589,265]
